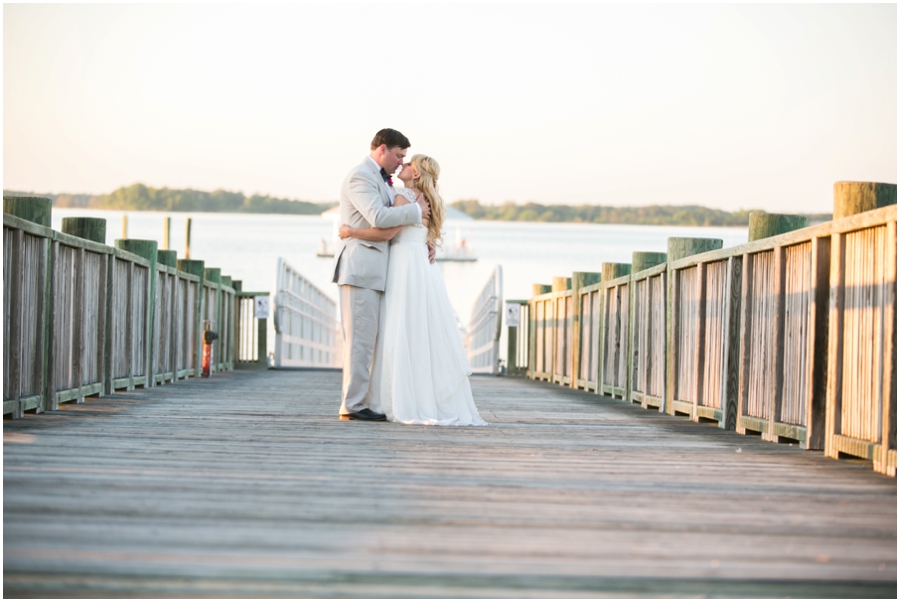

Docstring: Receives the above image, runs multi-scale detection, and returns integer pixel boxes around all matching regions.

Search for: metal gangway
[272,257,342,369]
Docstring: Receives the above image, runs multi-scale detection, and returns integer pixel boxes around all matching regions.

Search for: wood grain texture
[4,371,896,597]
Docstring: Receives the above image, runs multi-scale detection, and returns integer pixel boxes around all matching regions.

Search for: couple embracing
[331,128,487,426]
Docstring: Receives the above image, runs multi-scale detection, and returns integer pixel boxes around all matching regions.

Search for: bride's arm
[339,224,403,242]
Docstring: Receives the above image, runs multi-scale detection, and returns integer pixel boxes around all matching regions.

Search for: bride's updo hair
[410,154,445,248]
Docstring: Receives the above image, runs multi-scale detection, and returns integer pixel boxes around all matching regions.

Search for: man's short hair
[371,128,410,150]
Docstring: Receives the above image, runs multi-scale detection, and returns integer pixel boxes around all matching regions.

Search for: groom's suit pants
[338,284,382,414]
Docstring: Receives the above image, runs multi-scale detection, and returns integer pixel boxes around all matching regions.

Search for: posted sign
[505,302,520,327]
[254,296,270,319]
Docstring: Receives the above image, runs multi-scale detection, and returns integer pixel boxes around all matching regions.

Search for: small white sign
[505,303,520,327]
[254,296,270,319]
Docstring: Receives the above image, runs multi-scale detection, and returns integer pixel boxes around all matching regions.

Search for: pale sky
[4,3,897,213]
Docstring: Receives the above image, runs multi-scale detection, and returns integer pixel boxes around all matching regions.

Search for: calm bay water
[52,209,748,346]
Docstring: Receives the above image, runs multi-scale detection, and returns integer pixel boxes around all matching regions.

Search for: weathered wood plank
[4,371,895,597]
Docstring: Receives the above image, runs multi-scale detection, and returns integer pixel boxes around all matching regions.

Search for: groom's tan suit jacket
[332,158,420,291]
[333,158,420,414]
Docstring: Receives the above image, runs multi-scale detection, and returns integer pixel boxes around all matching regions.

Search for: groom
[332,128,431,421]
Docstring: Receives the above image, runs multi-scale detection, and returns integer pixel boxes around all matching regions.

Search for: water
[51,209,748,352]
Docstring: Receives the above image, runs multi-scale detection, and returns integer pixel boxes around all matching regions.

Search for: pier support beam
[748,213,807,242]
[532,284,551,296]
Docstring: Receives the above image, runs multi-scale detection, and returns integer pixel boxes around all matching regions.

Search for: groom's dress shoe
[339,408,387,421]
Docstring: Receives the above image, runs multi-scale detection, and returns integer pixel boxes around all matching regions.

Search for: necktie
[379,168,392,185]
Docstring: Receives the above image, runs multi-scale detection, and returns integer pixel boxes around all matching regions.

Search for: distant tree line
[450,199,832,227]
[3,184,335,215]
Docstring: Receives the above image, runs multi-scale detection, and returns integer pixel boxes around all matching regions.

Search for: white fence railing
[466,265,503,375]
[273,258,341,368]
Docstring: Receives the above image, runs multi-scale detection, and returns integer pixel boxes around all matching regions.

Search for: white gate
[273,258,341,368]
[466,265,503,374]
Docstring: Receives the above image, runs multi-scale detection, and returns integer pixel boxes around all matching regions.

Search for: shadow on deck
[3,371,897,597]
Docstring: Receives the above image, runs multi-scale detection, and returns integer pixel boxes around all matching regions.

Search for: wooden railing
[629,254,667,410]
[516,183,896,475]
[3,200,250,419]
[466,265,503,375]
[272,257,341,368]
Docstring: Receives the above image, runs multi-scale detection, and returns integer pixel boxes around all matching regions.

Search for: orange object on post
[201,321,218,378]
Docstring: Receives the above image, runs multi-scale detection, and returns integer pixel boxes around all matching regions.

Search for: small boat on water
[317,202,477,262]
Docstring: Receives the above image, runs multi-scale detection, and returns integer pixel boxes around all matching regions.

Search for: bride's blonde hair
[410,154,444,248]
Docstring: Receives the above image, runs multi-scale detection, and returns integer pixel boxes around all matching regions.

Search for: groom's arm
[347,174,420,228]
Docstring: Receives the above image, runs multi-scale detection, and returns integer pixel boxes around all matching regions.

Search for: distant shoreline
[5,185,832,227]
[449,199,832,228]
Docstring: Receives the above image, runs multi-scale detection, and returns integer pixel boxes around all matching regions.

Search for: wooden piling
[571,272,602,389]
[833,182,897,220]
[178,259,206,374]
[748,213,808,242]
[157,250,177,268]
[61,218,106,244]
[632,252,667,274]
[533,284,552,296]
[162,217,171,250]
[667,237,723,261]
[121,215,128,239]
[115,239,158,387]
[602,263,632,281]
[3,196,52,227]
[551,277,571,292]
[184,218,192,259]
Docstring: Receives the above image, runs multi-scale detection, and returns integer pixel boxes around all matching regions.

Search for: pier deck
[3,370,896,597]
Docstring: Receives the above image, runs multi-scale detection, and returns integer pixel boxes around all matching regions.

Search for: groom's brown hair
[371,128,410,150]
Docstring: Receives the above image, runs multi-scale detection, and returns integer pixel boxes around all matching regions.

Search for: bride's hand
[339,224,353,239]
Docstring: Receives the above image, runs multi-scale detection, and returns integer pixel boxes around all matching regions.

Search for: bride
[338,154,487,426]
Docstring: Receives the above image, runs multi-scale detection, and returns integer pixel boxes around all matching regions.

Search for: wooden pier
[515,182,897,476]
[3,369,896,597]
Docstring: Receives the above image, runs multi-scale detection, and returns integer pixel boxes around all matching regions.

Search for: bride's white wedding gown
[368,193,487,426]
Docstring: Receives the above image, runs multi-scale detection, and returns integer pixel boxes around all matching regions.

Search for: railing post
[600,263,631,400]
[62,218,106,244]
[551,277,570,384]
[833,181,897,219]
[115,239,158,388]
[530,285,551,380]
[571,272,601,389]
[177,259,206,378]
[204,267,222,374]
[665,237,723,416]
[4,196,53,416]
[157,250,178,384]
[631,252,667,411]
[748,213,808,242]
[826,182,897,474]
[3,196,52,227]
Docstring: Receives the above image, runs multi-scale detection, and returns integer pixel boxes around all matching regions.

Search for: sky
[3,3,897,213]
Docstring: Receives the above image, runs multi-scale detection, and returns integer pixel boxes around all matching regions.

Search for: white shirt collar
[367,156,384,175]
